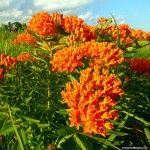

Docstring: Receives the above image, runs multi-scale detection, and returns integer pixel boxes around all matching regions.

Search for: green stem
[48,69,51,109]
[47,45,53,109]
[8,106,24,150]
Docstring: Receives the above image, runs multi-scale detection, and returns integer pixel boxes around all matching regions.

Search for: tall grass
[0,30,30,56]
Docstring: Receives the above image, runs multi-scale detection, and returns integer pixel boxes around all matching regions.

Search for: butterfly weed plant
[0,12,150,150]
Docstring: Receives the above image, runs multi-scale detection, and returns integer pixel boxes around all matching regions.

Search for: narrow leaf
[73,134,92,150]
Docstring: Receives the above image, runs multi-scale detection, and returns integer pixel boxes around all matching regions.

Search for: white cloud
[33,0,93,12]
[119,20,126,24]
[0,0,99,25]
[116,15,126,25]
[79,11,99,25]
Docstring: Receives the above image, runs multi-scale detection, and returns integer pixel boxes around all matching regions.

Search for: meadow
[0,12,150,150]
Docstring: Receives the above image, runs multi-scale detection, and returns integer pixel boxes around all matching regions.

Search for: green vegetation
[0,17,150,150]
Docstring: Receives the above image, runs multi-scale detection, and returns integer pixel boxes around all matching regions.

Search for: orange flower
[0,68,4,79]
[50,41,124,73]
[61,66,124,136]
[51,12,64,27]
[62,16,84,33]
[50,46,83,73]
[66,33,79,46]
[65,24,96,45]
[130,58,150,75]
[14,33,36,46]
[0,54,17,70]
[27,12,58,37]
[97,17,110,26]
[17,53,36,62]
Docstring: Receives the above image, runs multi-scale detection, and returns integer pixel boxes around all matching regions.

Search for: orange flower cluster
[62,16,84,33]
[66,34,79,46]
[0,68,4,79]
[65,24,96,46]
[97,17,110,26]
[131,29,150,42]
[74,24,96,42]
[62,16,96,44]
[0,54,17,70]
[97,19,150,46]
[27,12,58,37]
[130,58,150,75]
[52,12,64,26]
[17,53,36,62]
[14,33,36,46]
[50,46,83,73]
[101,24,133,46]
[61,66,124,136]
[50,41,124,73]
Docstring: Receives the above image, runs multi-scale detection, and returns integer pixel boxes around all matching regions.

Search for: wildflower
[66,34,79,46]
[14,33,36,46]
[17,53,36,62]
[62,16,84,33]
[0,54,17,70]
[130,58,150,75]
[52,12,64,27]
[97,17,109,25]
[61,66,124,136]
[0,68,4,79]
[50,41,124,73]
[27,12,58,37]
[50,45,83,73]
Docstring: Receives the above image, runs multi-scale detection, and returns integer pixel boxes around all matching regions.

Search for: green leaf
[57,127,78,136]
[8,106,24,150]
[122,111,150,126]
[20,117,40,124]
[18,128,27,147]
[24,97,32,104]
[102,18,112,29]
[56,109,69,115]
[27,30,41,39]
[0,126,18,135]
[5,73,16,78]
[68,74,77,81]
[50,44,67,52]
[37,123,50,128]
[57,134,73,148]
[144,127,150,144]
[106,130,128,136]
[0,112,8,117]
[51,98,68,109]
[110,13,121,48]
[44,34,60,41]
[73,134,92,150]
[90,135,121,150]
[59,36,67,43]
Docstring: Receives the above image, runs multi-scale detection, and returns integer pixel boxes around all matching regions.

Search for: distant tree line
[0,22,27,32]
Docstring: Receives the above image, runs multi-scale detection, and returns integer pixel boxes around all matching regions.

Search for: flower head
[50,41,124,73]
[0,54,17,70]
[17,53,36,62]
[130,58,150,75]
[14,33,36,46]
[27,12,58,37]
[61,66,124,136]
[52,12,64,27]
[62,16,84,33]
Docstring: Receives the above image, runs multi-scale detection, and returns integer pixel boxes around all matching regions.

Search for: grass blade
[8,106,24,150]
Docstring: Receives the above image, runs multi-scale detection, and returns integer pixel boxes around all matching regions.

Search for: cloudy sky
[0,0,150,31]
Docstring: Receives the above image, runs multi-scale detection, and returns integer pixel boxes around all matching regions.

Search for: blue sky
[0,0,150,31]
